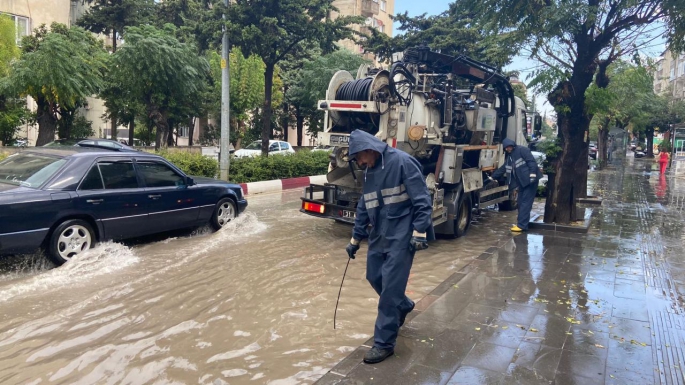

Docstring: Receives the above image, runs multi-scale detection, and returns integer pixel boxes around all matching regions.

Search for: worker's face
[505,146,514,154]
[355,150,378,169]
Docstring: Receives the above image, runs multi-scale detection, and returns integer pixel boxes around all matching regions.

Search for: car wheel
[210,198,237,230]
[48,219,95,265]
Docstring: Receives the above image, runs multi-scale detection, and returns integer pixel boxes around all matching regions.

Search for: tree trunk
[110,114,118,141]
[167,118,175,147]
[282,86,289,143]
[198,116,208,145]
[35,98,57,146]
[544,73,593,224]
[598,127,609,169]
[236,119,243,149]
[646,128,655,158]
[296,107,304,147]
[188,117,195,147]
[128,120,134,146]
[150,106,169,150]
[261,63,275,156]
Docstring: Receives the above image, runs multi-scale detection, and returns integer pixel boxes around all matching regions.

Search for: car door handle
[148,194,161,199]
[86,199,103,204]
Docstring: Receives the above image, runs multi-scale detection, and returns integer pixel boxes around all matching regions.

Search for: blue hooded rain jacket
[492,138,542,189]
[348,130,435,251]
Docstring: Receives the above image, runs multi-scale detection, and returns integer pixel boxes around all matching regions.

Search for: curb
[240,175,327,196]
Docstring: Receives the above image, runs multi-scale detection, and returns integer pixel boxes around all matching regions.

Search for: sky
[391,0,668,117]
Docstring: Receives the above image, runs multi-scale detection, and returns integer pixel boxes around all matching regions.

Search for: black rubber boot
[363,346,394,364]
[400,300,415,327]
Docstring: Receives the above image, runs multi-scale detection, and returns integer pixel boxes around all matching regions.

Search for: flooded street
[0,190,517,384]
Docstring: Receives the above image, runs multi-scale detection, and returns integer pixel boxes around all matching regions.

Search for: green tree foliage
[511,83,530,108]
[3,23,107,146]
[0,15,27,146]
[109,24,209,150]
[286,49,369,145]
[207,48,283,148]
[0,97,32,146]
[362,2,518,69]
[467,0,685,223]
[227,0,361,156]
[0,15,19,77]
[77,0,154,141]
[155,0,222,52]
[586,61,655,166]
[77,0,154,52]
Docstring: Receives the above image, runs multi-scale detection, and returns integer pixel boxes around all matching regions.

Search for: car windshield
[244,141,262,150]
[0,153,67,188]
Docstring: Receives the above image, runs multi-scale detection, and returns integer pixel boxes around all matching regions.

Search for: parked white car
[233,140,296,158]
[531,151,548,187]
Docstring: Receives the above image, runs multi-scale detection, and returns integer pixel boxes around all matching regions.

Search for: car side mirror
[186,177,195,186]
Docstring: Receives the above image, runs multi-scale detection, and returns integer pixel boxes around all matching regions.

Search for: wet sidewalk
[316,157,685,385]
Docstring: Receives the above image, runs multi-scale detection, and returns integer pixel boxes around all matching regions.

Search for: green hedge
[229,150,330,183]
[158,150,219,178]
[157,149,331,183]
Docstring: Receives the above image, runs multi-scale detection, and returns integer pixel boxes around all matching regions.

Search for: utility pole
[219,0,231,180]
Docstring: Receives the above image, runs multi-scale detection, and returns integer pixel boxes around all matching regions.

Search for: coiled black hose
[335,78,377,127]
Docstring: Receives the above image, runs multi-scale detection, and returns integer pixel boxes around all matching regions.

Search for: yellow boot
[510,225,523,232]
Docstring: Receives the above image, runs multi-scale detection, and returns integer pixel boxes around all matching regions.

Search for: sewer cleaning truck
[300,47,531,238]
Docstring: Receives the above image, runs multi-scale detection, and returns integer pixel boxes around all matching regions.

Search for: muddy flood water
[0,190,518,384]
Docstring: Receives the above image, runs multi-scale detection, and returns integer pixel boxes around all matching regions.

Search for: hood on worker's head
[348,129,387,158]
[502,138,516,150]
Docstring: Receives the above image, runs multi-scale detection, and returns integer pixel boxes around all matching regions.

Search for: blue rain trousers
[366,247,415,349]
[517,182,538,231]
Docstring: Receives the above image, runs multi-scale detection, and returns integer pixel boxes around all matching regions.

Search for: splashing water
[0,242,138,303]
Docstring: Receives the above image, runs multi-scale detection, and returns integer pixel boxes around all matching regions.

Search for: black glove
[410,233,428,252]
[346,240,360,259]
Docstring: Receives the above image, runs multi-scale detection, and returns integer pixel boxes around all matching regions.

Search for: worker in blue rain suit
[344,129,434,364]
[489,138,542,232]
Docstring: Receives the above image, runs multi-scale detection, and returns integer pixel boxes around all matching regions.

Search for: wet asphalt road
[0,189,519,384]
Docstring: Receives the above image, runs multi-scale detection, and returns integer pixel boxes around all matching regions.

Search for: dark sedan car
[0,148,247,265]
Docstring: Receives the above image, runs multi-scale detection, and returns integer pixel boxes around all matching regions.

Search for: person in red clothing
[658,149,670,174]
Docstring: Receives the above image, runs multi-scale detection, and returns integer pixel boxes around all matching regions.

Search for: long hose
[333,257,351,329]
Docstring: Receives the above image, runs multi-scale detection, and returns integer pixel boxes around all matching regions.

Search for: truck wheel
[454,193,472,238]
[210,198,237,231]
[47,219,95,266]
[498,188,519,211]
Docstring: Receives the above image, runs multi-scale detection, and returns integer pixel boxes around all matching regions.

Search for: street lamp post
[219,0,231,181]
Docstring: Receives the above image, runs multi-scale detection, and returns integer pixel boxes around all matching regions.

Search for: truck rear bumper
[300,184,357,224]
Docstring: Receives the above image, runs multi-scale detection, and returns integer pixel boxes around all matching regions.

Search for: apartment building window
[671,66,676,81]
[7,15,29,45]
[680,61,685,77]
[178,126,189,138]
[380,0,387,12]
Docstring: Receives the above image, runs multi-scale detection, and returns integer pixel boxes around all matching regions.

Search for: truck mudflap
[300,184,358,224]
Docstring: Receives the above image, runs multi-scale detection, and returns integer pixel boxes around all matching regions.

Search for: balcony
[361,0,380,17]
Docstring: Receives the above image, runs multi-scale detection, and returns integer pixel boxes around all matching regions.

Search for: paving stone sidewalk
[316,157,685,385]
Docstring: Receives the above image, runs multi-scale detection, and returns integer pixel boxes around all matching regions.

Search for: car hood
[192,176,241,188]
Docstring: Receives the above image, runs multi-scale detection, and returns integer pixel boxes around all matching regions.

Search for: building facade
[654,50,685,102]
